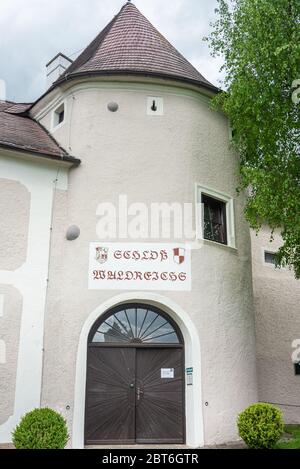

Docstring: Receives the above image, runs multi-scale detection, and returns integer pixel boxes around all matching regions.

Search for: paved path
[0,441,247,450]
[86,444,191,449]
[86,441,246,450]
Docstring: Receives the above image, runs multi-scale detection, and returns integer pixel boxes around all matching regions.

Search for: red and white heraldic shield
[173,247,185,265]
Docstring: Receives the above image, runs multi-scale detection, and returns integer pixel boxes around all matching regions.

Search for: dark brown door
[85,347,184,445]
[135,348,184,444]
[85,347,136,445]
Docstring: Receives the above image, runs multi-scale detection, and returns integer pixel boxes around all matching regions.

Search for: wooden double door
[85,346,185,445]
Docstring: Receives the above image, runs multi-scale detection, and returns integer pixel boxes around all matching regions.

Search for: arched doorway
[85,303,185,445]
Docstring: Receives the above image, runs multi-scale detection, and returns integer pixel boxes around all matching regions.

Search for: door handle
[130,383,134,389]
[137,387,144,401]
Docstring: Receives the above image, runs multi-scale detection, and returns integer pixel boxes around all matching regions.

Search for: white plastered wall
[0,153,68,443]
[33,80,258,446]
[251,228,300,422]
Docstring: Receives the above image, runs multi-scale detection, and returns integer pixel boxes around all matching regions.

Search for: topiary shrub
[12,408,69,449]
[237,403,284,449]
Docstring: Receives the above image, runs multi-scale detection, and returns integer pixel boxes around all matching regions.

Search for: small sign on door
[161,368,174,379]
[186,367,193,386]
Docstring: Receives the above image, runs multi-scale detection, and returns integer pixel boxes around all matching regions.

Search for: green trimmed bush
[12,408,69,449]
[237,403,284,449]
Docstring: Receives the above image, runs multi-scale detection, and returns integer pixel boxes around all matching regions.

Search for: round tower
[30,1,257,448]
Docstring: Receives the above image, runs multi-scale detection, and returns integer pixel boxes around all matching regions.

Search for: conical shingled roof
[56,1,216,91]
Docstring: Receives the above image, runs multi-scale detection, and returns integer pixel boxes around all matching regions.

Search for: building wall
[0,179,29,424]
[0,285,22,425]
[0,153,69,443]
[251,227,300,422]
[0,180,30,270]
[1,78,298,446]
[35,79,258,446]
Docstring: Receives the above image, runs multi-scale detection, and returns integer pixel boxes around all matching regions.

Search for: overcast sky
[0,0,224,103]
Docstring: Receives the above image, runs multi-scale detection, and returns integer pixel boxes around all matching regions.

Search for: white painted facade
[29,79,257,447]
[1,75,299,449]
[0,4,298,449]
[0,153,69,443]
[0,77,259,447]
[251,228,300,424]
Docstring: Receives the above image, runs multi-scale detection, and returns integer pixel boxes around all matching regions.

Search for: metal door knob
[130,383,134,388]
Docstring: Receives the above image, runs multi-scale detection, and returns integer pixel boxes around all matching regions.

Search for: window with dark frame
[294,363,300,375]
[202,194,227,245]
[53,103,65,127]
[58,109,64,124]
[264,251,276,265]
[90,305,182,344]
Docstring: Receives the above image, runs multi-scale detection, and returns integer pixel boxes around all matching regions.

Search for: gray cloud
[0,0,223,103]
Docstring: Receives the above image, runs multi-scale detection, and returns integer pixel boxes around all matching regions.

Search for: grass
[275,425,300,449]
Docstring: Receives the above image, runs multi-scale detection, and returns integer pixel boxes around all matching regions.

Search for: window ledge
[201,238,238,254]
[51,120,66,133]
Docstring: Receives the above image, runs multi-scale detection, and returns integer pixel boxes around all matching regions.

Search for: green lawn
[276,425,300,449]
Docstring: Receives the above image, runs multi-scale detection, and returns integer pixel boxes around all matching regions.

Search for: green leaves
[206,0,300,276]
[238,403,284,449]
[12,408,69,449]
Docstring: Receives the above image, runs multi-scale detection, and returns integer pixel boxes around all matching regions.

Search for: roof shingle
[0,101,80,165]
[56,2,216,91]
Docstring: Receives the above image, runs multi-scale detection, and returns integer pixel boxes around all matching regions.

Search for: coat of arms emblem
[173,247,185,265]
[95,246,109,264]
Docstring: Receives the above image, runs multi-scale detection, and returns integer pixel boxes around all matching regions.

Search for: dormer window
[52,102,65,129]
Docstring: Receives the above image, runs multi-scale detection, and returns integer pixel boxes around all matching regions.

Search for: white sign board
[186,367,193,386]
[187,374,193,386]
[88,243,191,291]
[161,368,174,379]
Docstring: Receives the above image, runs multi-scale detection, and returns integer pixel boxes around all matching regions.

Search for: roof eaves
[55,69,220,94]
[0,141,81,166]
[35,119,69,156]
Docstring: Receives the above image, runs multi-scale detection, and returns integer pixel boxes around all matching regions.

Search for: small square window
[264,251,276,265]
[53,103,65,128]
[202,194,227,245]
[294,363,300,375]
